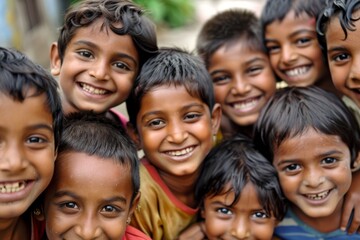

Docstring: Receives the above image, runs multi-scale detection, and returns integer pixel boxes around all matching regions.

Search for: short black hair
[126,47,215,128]
[196,9,264,68]
[57,0,158,68]
[0,47,63,149]
[253,86,360,169]
[195,134,286,221]
[317,0,360,53]
[261,0,326,49]
[58,112,139,203]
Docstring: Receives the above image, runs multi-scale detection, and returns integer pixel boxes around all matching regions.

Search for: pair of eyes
[76,50,131,71]
[282,157,338,172]
[58,202,123,216]
[146,113,202,128]
[216,208,269,219]
[266,37,312,53]
[212,66,265,84]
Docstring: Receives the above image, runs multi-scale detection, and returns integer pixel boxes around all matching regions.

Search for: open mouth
[305,190,330,200]
[0,181,27,193]
[284,66,310,78]
[165,146,194,157]
[232,96,260,111]
[79,82,109,95]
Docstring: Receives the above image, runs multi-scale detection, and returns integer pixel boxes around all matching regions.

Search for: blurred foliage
[133,0,195,28]
[68,0,195,28]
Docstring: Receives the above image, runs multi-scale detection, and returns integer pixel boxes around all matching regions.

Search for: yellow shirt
[130,158,198,240]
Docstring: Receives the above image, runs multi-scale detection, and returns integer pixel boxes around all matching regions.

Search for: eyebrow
[327,46,347,54]
[53,190,128,204]
[265,29,316,43]
[73,40,138,66]
[28,124,53,132]
[210,57,266,76]
[276,150,345,167]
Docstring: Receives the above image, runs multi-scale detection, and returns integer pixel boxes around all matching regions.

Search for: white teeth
[167,147,194,156]
[233,98,258,110]
[306,190,330,200]
[0,181,26,193]
[80,83,107,95]
[285,66,310,77]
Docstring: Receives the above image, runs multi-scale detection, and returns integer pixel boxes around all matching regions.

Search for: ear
[129,191,141,217]
[33,205,45,221]
[50,42,61,76]
[210,103,222,136]
[126,122,142,150]
[352,151,360,172]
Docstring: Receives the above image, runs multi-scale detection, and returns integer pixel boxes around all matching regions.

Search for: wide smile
[229,96,261,113]
[0,181,27,193]
[79,82,110,95]
[165,146,194,157]
[283,66,311,79]
[303,189,331,201]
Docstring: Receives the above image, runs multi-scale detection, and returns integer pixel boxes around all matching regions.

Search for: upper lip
[227,95,261,105]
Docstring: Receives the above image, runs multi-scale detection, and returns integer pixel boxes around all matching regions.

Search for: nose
[88,59,110,81]
[280,44,298,65]
[303,167,325,188]
[74,212,102,239]
[231,216,251,239]
[0,141,28,172]
[230,75,251,95]
[166,120,188,144]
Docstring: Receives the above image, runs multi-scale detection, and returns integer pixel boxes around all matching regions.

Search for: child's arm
[340,169,360,234]
[177,222,206,240]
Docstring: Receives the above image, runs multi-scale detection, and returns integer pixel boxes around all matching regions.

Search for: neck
[221,122,254,140]
[290,199,343,233]
[158,170,198,208]
[315,73,342,98]
[0,217,28,240]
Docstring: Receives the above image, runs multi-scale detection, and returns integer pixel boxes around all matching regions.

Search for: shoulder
[123,226,152,240]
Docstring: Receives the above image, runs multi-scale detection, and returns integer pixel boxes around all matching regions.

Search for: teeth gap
[233,98,258,110]
[0,181,26,193]
[306,190,329,200]
[285,66,309,77]
[80,83,107,95]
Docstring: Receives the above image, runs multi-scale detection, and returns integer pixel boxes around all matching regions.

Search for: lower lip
[164,149,195,162]
[284,68,311,84]
[0,181,35,203]
[302,190,332,206]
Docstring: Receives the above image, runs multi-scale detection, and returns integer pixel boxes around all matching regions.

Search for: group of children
[1,0,360,239]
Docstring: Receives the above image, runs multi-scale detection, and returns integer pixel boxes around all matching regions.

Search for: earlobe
[210,103,222,135]
[129,191,141,217]
[50,42,61,76]
[33,206,45,221]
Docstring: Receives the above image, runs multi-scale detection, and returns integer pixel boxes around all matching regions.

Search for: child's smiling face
[208,40,276,128]
[0,92,55,219]
[265,11,328,87]
[51,18,139,114]
[202,182,277,239]
[43,151,138,240]
[326,9,360,108]
[273,128,353,224]
[135,85,221,178]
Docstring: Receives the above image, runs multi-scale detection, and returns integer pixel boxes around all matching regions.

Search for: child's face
[43,151,138,240]
[135,85,221,177]
[273,128,353,223]
[326,10,360,108]
[51,18,139,114]
[208,41,276,127]
[202,182,277,239]
[265,11,327,86]
[0,93,55,219]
